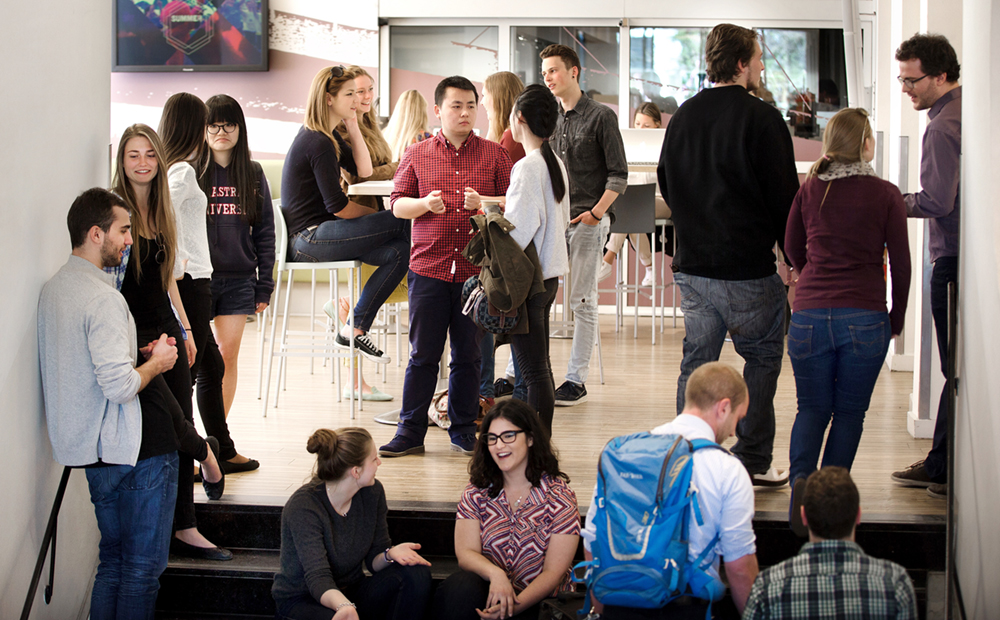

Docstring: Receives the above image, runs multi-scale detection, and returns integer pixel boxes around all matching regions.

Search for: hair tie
[823,154,832,161]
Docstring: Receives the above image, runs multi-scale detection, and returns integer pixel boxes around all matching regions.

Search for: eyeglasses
[154,232,166,265]
[326,65,346,92]
[207,122,237,135]
[896,74,929,89]
[485,430,526,446]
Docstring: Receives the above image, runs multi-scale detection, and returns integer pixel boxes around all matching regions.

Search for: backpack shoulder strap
[688,439,730,455]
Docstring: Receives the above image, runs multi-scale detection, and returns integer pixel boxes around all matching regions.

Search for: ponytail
[512,84,566,202]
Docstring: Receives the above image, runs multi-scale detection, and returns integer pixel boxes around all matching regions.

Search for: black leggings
[432,570,540,620]
[137,319,200,532]
[275,564,432,620]
[510,278,559,436]
[177,275,237,460]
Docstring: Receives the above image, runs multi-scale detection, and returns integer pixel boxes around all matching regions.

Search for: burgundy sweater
[785,173,911,335]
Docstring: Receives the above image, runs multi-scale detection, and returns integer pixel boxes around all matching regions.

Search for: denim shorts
[210,277,256,316]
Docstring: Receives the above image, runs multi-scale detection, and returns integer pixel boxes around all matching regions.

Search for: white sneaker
[641,267,655,287]
[751,467,789,488]
[598,261,614,282]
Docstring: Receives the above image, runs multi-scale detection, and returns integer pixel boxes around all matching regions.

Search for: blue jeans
[787,309,891,485]
[565,217,611,385]
[674,272,785,474]
[290,211,410,332]
[397,271,482,441]
[86,452,179,620]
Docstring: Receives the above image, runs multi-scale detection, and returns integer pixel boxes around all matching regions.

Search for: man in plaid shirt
[743,467,917,619]
[380,76,512,458]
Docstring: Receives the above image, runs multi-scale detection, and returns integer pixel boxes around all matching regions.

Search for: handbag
[461,275,518,335]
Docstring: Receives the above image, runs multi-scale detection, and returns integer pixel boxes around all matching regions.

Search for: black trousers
[177,275,237,460]
[432,570,540,620]
[510,278,559,436]
[274,564,432,620]
[924,256,958,481]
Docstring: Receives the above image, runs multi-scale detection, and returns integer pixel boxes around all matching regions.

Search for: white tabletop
[347,179,394,196]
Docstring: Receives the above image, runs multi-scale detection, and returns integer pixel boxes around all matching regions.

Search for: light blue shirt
[582,414,757,580]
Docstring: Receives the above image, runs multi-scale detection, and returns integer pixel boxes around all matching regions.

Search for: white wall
[0,2,112,618]
[955,0,1000,616]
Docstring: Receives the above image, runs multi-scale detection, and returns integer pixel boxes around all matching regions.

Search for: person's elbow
[101,370,142,405]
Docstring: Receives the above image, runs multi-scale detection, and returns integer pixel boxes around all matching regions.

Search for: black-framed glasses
[485,430,526,446]
[326,65,346,92]
[207,122,237,135]
[897,74,929,89]
[154,232,167,265]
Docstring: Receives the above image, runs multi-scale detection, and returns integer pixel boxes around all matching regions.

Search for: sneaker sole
[554,394,588,406]
[334,338,391,364]
[378,445,425,458]
[752,477,789,488]
[927,487,947,499]
[450,444,475,455]
[890,473,934,488]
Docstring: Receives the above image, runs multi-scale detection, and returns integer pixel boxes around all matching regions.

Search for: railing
[20,466,72,620]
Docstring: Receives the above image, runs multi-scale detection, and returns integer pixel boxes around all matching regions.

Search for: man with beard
[38,188,223,619]
[657,23,799,487]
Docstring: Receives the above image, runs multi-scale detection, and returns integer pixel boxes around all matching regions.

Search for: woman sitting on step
[272,428,432,620]
[433,400,580,620]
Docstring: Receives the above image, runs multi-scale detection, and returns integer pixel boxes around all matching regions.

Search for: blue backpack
[573,432,728,614]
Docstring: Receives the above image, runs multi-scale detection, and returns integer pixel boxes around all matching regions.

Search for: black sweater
[281,127,357,236]
[204,162,276,305]
[272,479,392,605]
[657,85,799,280]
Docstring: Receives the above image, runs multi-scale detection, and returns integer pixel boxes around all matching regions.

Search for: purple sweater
[785,173,911,335]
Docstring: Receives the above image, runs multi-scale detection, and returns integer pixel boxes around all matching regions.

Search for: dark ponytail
[512,84,566,203]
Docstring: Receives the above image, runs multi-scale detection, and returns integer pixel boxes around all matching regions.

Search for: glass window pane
[628,27,847,141]
[511,26,620,116]
[389,26,499,135]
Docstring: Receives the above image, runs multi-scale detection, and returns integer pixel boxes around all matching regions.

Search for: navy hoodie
[204,162,276,305]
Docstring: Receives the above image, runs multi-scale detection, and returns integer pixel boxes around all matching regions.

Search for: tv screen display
[113,0,268,72]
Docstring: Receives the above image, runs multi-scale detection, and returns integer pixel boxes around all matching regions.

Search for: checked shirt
[743,539,917,619]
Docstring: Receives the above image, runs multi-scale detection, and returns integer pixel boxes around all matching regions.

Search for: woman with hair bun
[272,428,432,620]
[433,400,579,620]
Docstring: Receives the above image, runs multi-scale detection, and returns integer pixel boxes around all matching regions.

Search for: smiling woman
[432,401,580,620]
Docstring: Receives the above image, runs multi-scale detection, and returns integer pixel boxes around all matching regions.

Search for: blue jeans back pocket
[787,322,813,359]
[849,322,888,358]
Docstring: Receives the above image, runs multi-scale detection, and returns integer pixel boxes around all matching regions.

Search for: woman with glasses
[272,428,432,620]
[197,94,274,470]
[433,400,579,620]
[113,123,231,561]
[784,107,911,527]
[282,65,410,364]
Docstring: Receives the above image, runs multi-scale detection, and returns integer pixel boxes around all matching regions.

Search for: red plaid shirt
[391,132,512,282]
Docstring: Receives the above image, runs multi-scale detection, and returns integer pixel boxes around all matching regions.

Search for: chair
[605,183,660,343]
[259,199,363,419]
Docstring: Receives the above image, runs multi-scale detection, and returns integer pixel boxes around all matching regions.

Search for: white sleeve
[168,163,194,279]
[580,484,599,553]
[504,157,543,251]
[715,463,757,561]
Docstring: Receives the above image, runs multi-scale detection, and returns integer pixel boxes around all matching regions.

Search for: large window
[389,26,499,134]
[512,26,620,115]
[629,27,847,140]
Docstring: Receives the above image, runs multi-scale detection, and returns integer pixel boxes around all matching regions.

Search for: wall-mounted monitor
[113,0,268,72]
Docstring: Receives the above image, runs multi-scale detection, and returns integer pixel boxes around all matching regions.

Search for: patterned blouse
[457,473,580,593]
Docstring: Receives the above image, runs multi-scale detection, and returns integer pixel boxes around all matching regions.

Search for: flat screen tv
[113,0,268,72]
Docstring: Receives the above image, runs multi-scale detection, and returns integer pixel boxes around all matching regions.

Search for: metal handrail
[20,466,72,620]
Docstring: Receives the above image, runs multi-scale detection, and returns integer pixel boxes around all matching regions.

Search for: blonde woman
[281,66,411,364]
[785,107,911,517]
[383,89,432,163]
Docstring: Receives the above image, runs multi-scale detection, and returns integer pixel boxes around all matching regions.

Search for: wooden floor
[196,306,944,520]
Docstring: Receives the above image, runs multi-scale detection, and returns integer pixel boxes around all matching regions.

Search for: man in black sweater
[657,23,799,487]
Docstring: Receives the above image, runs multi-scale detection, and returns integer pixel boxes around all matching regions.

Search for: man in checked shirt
[380,76,513,458]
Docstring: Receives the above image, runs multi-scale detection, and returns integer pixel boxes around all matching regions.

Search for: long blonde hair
[337,66,393,166]
[383,89,430,162]
[304,66,356,158]
[808,107,873,179]
[111,124,177,289]
[484,71,524,143]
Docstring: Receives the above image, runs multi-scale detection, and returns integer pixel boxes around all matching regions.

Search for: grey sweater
[38,256,143,466]
[272,478,392,604]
